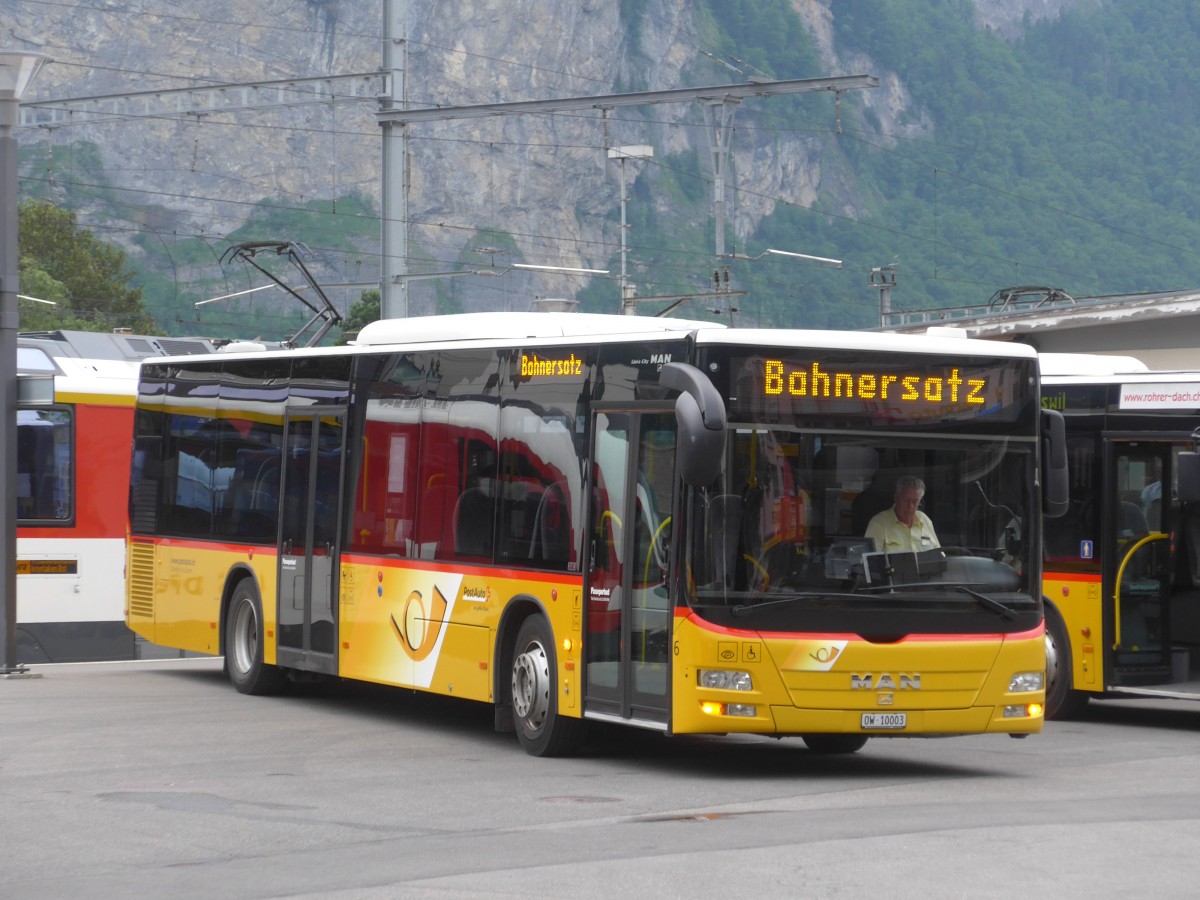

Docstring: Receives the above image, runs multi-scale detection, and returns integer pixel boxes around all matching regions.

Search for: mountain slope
[11,0,1194,336]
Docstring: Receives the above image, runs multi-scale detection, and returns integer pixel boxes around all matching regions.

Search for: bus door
[584,408,676,727]
[1107,442,1173,681]
[276,409,346,674]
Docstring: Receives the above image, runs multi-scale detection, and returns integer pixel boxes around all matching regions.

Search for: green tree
[337,288,381,344]
[18,199,156,333]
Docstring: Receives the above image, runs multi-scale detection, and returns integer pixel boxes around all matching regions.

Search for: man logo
[850,673,921,690]
[391,585,448,661]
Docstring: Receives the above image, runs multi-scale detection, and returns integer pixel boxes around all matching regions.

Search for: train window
[17,408,73,523]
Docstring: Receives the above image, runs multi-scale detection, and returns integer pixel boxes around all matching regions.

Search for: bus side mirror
[660,362,726,486]
[1178,452,1200,504]
[1041,408,1069,518]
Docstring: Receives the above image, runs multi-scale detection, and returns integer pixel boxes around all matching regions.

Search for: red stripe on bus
[674,608,1044,642]
[134,537,279,555]
[1043,571,1102,583]
[339,552,584,585]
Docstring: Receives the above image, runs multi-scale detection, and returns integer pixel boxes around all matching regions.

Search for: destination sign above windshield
[720,350,1035,430]
[763,359,987,406]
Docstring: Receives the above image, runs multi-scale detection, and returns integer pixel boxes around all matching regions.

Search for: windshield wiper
[727,584,1020,620]
[954,585,1017,620]
[853,580,1018,620]
[730,592,860,618]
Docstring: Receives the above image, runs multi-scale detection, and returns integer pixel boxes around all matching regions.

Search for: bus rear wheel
[801,734,869,754]
[511,615,582,757]
[225,579,287,696]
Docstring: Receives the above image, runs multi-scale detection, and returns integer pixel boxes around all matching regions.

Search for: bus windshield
[686,427,1036,632]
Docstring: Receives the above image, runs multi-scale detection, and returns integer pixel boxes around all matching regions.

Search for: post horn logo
[809,645,840,664]
[391,585,448,661]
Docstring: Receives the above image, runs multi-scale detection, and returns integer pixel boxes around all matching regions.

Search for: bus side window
[282,454,309,535]
[229,448,280,541]
[452,487,495,560]
[1180,505,1200,587]
[529,482,570,567]
[591,471,622,576]
[312,449,341,546]
[494,452,540,564]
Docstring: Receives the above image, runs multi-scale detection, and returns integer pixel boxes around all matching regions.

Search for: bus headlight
[1004,703,1043,718]
[1009,671,1044,692]
[698,669,753,691]
[700,701,757,718]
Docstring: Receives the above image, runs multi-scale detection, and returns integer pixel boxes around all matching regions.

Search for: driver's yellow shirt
[865,508,940,553]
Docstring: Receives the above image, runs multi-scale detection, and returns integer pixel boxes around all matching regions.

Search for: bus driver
[865,475,940,553]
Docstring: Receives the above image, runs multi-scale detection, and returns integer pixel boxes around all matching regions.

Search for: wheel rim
[1045,629,1061,694]
[512,638,550,735]
[231,598,259,676]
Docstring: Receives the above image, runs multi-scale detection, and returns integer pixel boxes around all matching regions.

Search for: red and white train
[16,330,220,663]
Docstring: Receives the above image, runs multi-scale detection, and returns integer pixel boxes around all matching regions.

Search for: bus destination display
[726,351,1035,428]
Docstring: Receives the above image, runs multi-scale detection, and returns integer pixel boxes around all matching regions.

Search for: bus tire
[225,579,287,696]
[511,615,582,757]
[802,734,869,754]
[1044,601,1088,719]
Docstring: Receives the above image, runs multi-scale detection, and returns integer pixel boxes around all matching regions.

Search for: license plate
[861,712,907,730]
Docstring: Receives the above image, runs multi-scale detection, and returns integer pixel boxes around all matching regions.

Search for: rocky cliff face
[6,0,1089,323]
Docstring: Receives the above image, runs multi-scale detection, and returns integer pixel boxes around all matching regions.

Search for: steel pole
[0,95,23,674]
[1,50,49,678]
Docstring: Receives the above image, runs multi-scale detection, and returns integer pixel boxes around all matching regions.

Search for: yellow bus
[126,312,1065,755]
[1041,353,1200,717]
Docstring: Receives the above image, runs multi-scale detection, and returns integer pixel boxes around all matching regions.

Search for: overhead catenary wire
[13,0,1194,326]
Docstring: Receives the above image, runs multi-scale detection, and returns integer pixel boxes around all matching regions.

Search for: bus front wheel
[225,579,287,696]
[511,615,582,757]
[1045,601,1088,719]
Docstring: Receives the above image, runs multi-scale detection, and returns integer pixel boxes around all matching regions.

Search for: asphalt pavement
[4,657,1200,900]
